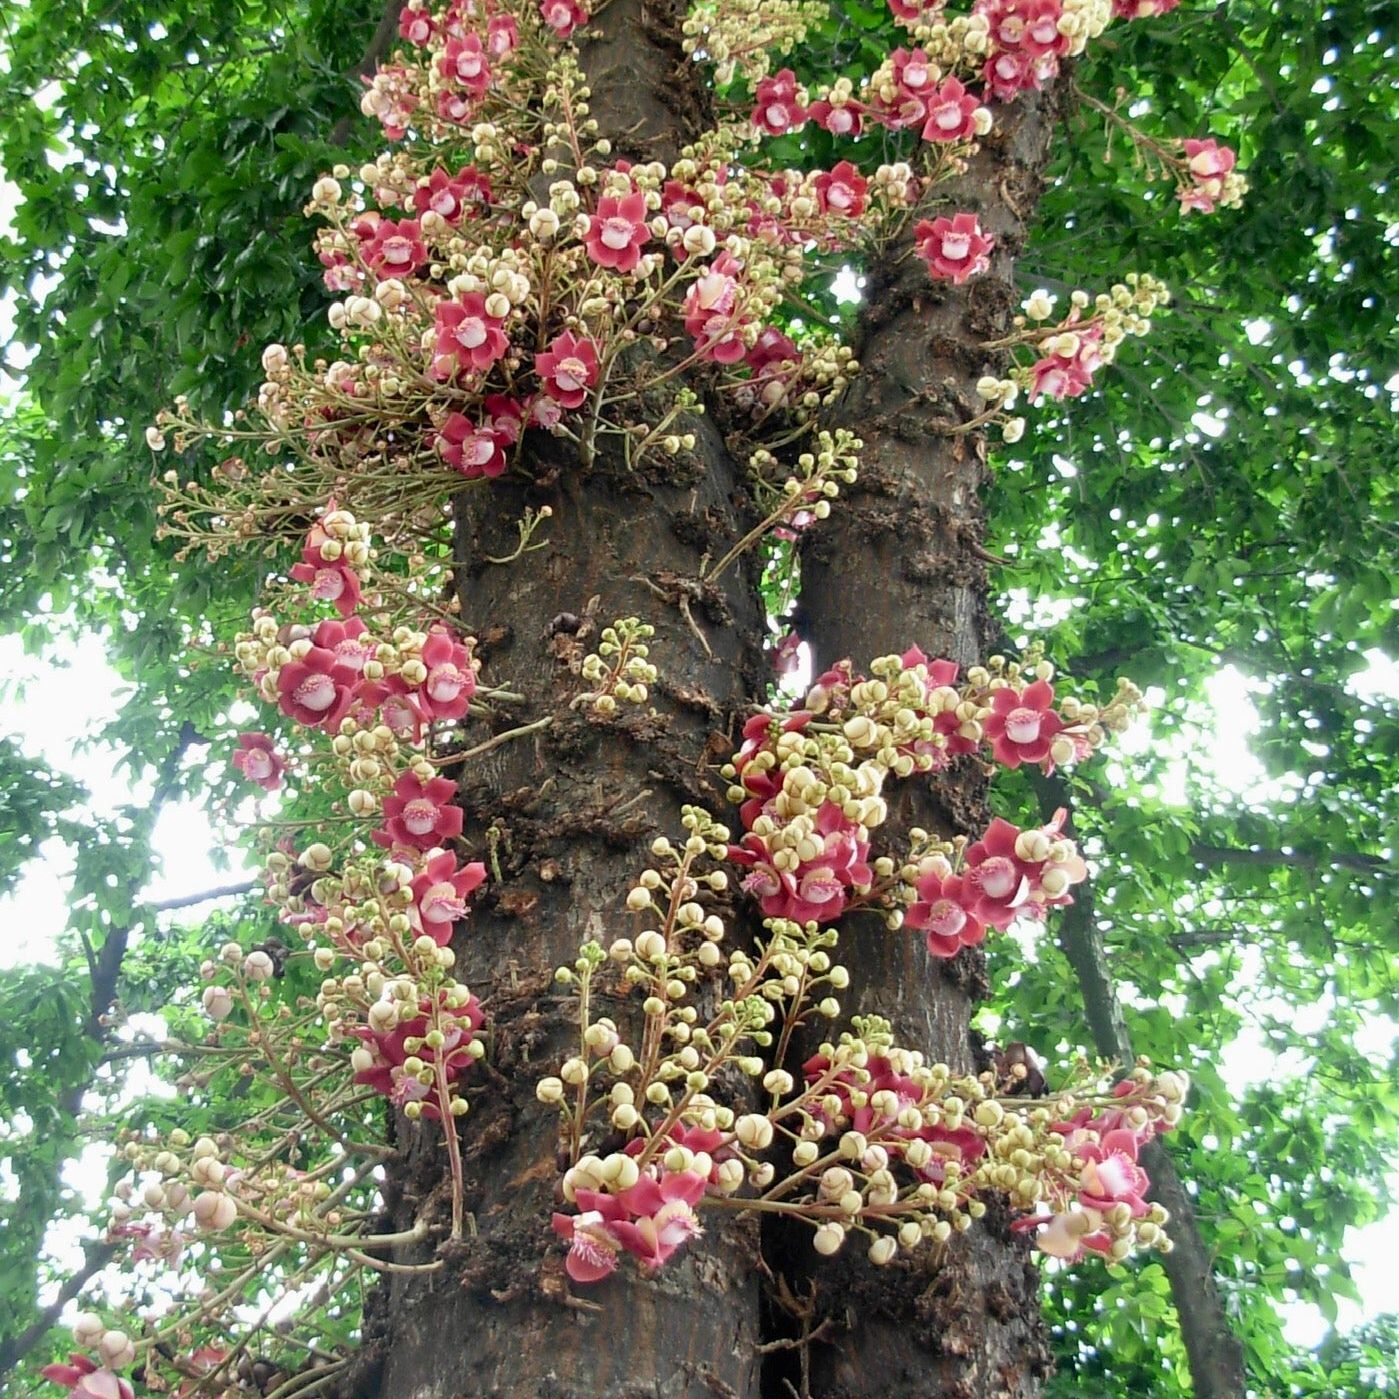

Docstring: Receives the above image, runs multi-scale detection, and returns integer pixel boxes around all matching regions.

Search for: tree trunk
[790,91,1066,1398]
[371,6,770,1396]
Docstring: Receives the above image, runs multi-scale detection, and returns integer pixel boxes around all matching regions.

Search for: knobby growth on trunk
[27,1,1253,1398]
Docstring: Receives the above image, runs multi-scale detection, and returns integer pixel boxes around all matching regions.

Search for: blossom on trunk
[398,2,433,45]
[412,165,492,223]
[275,647,358,732]
[312,616,374,675]
[808,96,866,136]
[1178,138,1238,214]
[752,69,807,135]
[905,859,985,958]
[373,772,464,852]
[289,526,362,617]
[351,992,484,1113]
[412,626,476,721]
[535,331,600,408]
[813,161,868,218]
[361,218,427,278]
[913,212,995,283]
[730,802,873,924]
[584,190,651,273]
[434,293,510,375]
[231,733,285,791]
[920,77,982,143]
[439,34,492,99]
[410,850,488,942]
[683,253,749,364]
[1030,320,1105,399]
[486,14,520,57]
[983,677,1065,769]
[539,0,588,38]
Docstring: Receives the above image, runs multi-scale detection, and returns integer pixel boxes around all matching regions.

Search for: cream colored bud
[812,1222,845,1256]
[192,1190,238,1232]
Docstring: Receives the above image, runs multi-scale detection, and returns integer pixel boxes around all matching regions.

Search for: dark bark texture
[790,91,1068,1399]
[372,5,770,1396]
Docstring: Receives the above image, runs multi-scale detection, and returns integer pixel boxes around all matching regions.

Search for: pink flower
[892,47,937,98]
[552,1201,624,1283]
[770,632,803,677]
[41,1359,134,1399]
[413,165,492,223]
[289,522,362,617]
[808,96,866,136]
[752,69,807,136]
[888,0,937,23]
[584,190,651,272]
[913,212,995,284]
[231,733,285,791]
[813,161,868,217]
[730,802,872,924]
[434,293,510,376]
[554,1172,707,1283]
[486,14,520,56]
[905,865,985,958]
[398,3,434,45]
[439,394,522,477]
[983,678,1065,769]
[361,218,427,277]
[1077,1130,1151,1214]
[373,772,463,852]
[352,993,484,1112]
[535,331,600,408]
[1030,317,1105,400]
[1019,0,1071,57]
[745,326,799,395]
[355,681,427,742]
[439,34,492,98]
[409,850,488,941]
[920,77,981,143]
[683,254,749,364]
[276,647,359,732]
[413,626,477,721]
[539,0,588,36]
[982,48,1037,102]
[1177,138,1238,214]
[312,617,374,675]
[962,818,1035,929]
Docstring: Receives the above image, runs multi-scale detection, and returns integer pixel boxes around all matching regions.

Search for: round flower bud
[733,1114,774,1151]
[99,1331,136,1370]
[202,985,234,1021]
[192,1190,238,1232]
[72,1313,107,1349]
[868,1235,897,1266]
[812,1222,845,1256]
[243,950,274,982]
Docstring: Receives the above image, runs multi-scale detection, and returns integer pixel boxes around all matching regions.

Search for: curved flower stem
[428,714,554,765]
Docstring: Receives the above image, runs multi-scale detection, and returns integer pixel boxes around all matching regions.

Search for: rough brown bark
[789,91,1067,1399]
[370,6,771,1396]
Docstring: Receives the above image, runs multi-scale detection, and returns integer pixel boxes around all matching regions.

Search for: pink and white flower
[231,733,285,791]
[535,331,600,408]
[913,212,995,283]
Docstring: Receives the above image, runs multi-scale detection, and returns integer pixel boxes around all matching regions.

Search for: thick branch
[1190,843,1391,876]
[0,1244,116,1381]
[147,880,258,912]
[1027,771,1247,1399]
